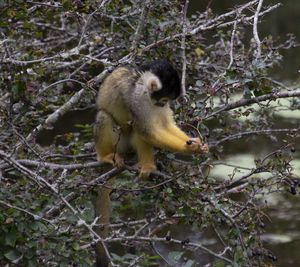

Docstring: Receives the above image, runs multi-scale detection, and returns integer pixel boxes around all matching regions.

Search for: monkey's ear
[148,78,160,92]
[143,72,162,92]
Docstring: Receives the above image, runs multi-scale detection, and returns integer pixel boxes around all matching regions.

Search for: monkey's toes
[186,138,201,151]
[100,153,124,168]
[138,164,156,179]
[113,156,124,168]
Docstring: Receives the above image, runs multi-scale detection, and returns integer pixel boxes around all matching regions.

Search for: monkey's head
[140,59,181,107]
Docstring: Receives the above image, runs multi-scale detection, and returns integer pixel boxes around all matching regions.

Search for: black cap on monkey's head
[139,59,181,101]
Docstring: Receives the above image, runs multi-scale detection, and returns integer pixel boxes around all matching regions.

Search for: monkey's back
[97,67,137,129]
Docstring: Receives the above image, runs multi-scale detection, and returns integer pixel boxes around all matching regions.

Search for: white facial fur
[141,71,162,93]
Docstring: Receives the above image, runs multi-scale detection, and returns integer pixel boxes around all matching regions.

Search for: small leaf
[168,251,184,265]
[111,253,123,261]
[5,231,17,247]
[195,80,203,87]
[243,88,253,99]
[195,47,204,57]
[183,259,195,267]
[213,260,225,267]
[12,80,26,98]
[4,249,22,262]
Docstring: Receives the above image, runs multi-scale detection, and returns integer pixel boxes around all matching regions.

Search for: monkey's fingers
[186,138,209,154]
[199,143,209,153]
[185,139,200,152]
[138,163,157,179]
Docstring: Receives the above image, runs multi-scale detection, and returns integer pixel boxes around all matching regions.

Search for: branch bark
[205,89,300,119]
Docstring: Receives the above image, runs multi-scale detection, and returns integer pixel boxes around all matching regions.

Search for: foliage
[0,0,299,266]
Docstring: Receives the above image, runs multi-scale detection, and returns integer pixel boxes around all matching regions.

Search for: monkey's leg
[94,110,124,167]
[132,132,156,179]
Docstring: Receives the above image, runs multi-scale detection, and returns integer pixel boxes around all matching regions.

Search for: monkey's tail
[94,177,115,267]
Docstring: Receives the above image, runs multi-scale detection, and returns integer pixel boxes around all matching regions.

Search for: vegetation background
[0,0,299,266]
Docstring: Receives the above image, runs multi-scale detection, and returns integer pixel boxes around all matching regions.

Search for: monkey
[94,59,209,178]
[93,59,209,267]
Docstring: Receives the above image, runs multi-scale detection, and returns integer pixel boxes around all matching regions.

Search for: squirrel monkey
[93,59,208,266]
[94,59,209,178]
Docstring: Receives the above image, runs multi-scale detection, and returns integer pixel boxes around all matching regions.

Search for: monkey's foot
[138,163,157,179]
[186,137,209,154]
[99,153,124,168]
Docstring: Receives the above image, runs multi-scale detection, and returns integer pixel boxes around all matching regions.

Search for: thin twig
[0,200,55,226]
[227,12,239,69]
[131,0,149,51]
[253,0,264,60]
[180,0,189,96]
[77,0,112,48]
[211,128,300,147]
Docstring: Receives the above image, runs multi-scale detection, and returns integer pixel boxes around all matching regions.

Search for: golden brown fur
[93,66,208,267]
[95,66,209,177]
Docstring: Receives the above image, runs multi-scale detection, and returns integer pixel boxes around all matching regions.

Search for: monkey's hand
[100,153,124,168]
[185,137,209,154]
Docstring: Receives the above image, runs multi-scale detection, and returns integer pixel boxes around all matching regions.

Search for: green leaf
[5,231,17,247]
[166,187,173,194]
[213,260,225,267]
[12,80,26,97]
[24,247,36,259]
[62,0,72,9]
[72,243,80,251]
[166,153,175,159]
[183,259,195,267]
[243,88,253,99]
[233,247,243,263]
[27,259,38,267]
[111,253,123,261]
[168,251,184,265]
[4,249,22,262]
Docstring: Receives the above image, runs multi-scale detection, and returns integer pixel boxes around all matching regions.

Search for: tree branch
[205,89,300,119]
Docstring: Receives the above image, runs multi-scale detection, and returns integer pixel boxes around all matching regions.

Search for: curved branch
[205,89,300,119]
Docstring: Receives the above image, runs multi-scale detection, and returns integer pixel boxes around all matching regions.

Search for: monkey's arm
[165,123,190,141]
[140,111,208,153]
[166,123,209,153]
[139,107,206,152]
[143,127,198,153]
